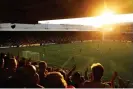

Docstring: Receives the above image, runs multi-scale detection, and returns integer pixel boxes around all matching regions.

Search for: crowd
[0,31,133,46]
[0,52,131,88]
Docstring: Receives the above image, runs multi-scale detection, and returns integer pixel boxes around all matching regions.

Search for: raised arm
[110,71,118,88]
[84,67,89,80]
[67,65,76,78]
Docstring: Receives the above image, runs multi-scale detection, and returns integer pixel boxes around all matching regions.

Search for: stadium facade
[0,23,133,33]
[0,23,98,31]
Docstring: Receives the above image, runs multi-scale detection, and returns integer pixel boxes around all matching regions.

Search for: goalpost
[31,52,40,61]
[22,51,40,61]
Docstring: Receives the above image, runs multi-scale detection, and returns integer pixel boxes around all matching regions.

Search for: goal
[22,51,40,61]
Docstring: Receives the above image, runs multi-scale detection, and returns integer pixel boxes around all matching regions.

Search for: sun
[92,9,115,28]
[101,9,115,17]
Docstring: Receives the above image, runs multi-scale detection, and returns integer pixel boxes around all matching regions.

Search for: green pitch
[0,41,133,82]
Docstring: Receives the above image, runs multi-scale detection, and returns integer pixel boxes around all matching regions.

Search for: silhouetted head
[91,63,104,81]
[39,61,47,72]
[23,65,37,85]
[18,58,26,67]
[6,58,18,71]
[71,72,81,84]
[45,72,67,88]
[24,65,36,77]
[26,59,31,66]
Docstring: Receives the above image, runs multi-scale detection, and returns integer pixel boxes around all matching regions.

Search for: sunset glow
[39,12,133,28]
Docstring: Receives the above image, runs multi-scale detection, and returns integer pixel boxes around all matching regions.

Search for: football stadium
[0,19,133,87]
[1,2,133,87]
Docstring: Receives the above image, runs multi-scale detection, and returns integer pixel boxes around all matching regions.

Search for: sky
[39,0,133,28]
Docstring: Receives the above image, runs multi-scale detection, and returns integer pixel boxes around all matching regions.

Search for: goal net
[22,51,40,61]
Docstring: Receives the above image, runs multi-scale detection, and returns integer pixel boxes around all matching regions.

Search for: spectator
[84,63,110,88]
[4,67,25,88]
[23,65,44,88]
[5,58,18,78]
[71,72,81,88]
[26,59,32,66]
[44,72,67,88]
[18,58,26,68]
[38,61,48,86]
